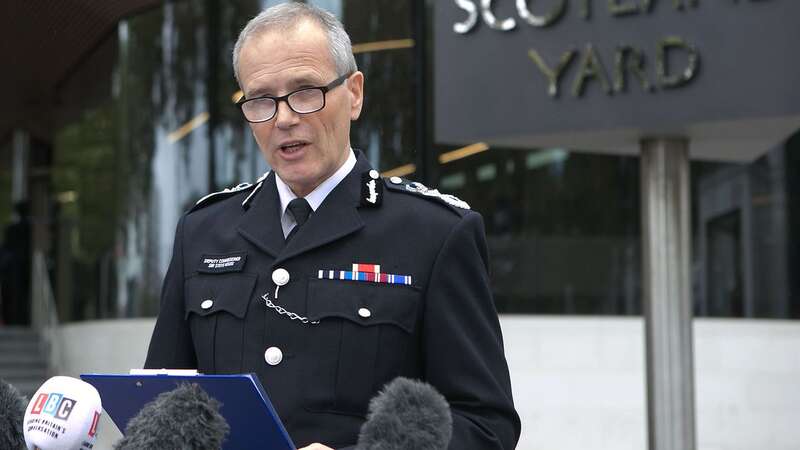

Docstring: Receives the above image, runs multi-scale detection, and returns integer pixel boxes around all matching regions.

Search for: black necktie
[286,198,312,241]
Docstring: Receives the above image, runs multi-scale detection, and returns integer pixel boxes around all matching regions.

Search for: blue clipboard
[80,373,295,450]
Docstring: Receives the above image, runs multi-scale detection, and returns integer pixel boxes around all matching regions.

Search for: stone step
[0,336,44,347]
[0,353,48,367]
[0,325,40,337]
[0,365,49,378]
[0,339,42,352]
[0,334,42,356]
[0,326,50,398]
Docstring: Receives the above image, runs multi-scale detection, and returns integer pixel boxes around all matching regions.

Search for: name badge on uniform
[197,252,247,273]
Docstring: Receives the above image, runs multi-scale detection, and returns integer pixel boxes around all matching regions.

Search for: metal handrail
[31,250,62,374]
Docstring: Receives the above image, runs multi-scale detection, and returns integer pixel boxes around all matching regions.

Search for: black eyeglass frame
[236,73,352,123]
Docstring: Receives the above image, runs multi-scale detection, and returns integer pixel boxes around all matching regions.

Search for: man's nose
[275,100,300,129]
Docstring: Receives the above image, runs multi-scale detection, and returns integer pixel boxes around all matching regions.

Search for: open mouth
[279,142,308,154]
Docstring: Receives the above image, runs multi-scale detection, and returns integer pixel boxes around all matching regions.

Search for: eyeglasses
[236,73,351,123]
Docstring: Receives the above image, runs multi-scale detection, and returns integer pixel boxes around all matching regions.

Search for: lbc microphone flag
[24,376,102,450]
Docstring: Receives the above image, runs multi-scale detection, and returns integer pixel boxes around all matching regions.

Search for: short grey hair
[232,2,358,87]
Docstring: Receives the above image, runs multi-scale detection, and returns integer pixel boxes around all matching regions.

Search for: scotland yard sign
[434,0,800,147]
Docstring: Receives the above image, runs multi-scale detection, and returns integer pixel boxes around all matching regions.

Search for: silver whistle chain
[261,293,319,324]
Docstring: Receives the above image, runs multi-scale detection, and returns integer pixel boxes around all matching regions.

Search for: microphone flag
[23,376,102,450]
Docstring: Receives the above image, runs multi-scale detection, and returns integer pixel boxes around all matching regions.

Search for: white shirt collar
[275,148,357,237]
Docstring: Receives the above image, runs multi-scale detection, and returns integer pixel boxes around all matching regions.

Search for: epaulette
[189,171,270,213]
[383,176,471,212]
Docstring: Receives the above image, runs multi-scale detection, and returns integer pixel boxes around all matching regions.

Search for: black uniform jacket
[145,151,521,449]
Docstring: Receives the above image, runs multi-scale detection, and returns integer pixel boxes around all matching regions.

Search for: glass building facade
[0,0,798,324]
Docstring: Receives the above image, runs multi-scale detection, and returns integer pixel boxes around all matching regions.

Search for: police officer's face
[238,20,364,197]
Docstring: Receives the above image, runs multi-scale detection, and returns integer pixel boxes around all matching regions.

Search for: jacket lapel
[236,172,286,258]
[236,152,372,263]
[278,153,369,263]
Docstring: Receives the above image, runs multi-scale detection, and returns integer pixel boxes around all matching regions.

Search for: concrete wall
[56,319,154,377]
[502,316,647,450]
[502,316,800,450]
[54,316,800,450]
[55,319,156,449]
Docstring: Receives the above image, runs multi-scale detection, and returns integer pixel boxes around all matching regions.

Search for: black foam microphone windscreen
[357,377,453,450]
[113,382,230,450]
[0,378,26,450]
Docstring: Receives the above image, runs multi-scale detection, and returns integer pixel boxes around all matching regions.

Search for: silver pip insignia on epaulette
[360,169,383,207]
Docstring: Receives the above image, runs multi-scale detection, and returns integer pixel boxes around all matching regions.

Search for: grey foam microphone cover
[114,383,230,450]
[0,378,26,450]
[357,377,453,450]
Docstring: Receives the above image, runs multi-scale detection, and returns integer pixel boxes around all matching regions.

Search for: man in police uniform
[144,3,520,449]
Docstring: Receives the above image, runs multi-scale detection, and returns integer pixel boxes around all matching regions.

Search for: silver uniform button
[201,299,213,310]
[369,169,379,180]
[264,347,283,366]
[358,307,372,318]
[390,176,402,184]
[272,268,290,286]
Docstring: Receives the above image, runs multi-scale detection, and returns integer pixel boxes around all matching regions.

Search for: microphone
[356,377,453,450]
[113,382,229,449]
[0,378,27,450]
[23,376,103,450]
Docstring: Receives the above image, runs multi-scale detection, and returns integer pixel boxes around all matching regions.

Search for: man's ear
[347,71,364,121]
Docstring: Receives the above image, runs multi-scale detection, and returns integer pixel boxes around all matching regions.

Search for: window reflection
[691,130,800,319]
[352,48,416,172]
[437,128,800,318]
[0,141,12,232]
[436,146,642,315]
[0,141,31,326]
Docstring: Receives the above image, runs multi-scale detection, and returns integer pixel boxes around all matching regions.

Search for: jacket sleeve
[423,211,521,449]
[144,214,197,369]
